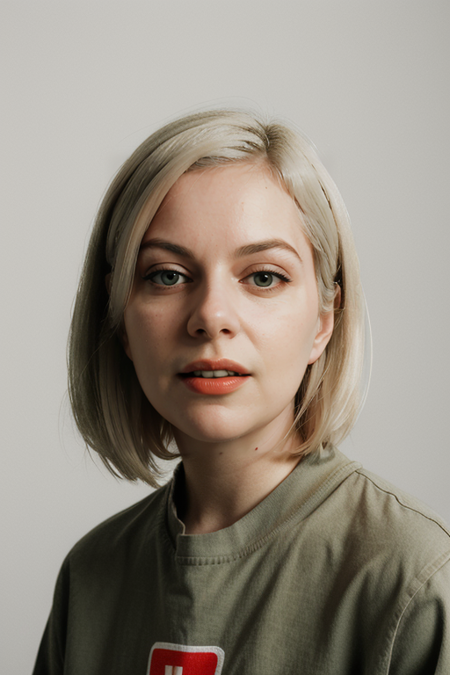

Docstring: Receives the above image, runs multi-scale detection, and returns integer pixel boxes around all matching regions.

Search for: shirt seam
[173,461,360,565]
[380,553,450,674]
[355,469,450,539]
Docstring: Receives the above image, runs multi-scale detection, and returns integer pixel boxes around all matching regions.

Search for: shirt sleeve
[388,559,450,674]
[32,559,70,675]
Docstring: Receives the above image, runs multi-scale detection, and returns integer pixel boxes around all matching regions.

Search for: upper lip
[179,359,250,375]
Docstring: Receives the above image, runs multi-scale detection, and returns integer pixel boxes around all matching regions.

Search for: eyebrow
[139,237,302,262]
[139,238,195,259]
[236,239,302,262]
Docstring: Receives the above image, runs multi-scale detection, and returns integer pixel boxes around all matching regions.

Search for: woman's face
[123,163,334,446]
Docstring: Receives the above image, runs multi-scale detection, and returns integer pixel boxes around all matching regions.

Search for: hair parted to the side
[68,109,365,487]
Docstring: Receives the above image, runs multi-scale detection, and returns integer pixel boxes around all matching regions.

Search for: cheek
[251,299,319,366]
[124,304,172,355]
[123,308,154,365]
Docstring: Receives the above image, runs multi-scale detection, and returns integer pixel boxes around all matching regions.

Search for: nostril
[187,307,240,339]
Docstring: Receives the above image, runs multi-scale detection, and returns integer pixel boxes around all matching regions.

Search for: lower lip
[180,375,250,395]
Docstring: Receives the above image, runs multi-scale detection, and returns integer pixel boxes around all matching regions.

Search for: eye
[244,270,291,289]
[252,272,276,287]
[144,269,190,287]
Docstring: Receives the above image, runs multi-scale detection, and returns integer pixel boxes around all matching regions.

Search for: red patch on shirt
[148,642,225,675]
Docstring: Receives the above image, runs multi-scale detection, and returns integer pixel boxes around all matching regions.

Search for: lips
[178,359,250,395]
[179,359,250,376]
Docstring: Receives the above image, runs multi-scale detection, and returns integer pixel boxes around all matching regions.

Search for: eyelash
[142,267,292,291]
[244,270,292,291]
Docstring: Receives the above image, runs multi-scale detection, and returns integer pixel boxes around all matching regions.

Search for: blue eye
[146,270,188,286]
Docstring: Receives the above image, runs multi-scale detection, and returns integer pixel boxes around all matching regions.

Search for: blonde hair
[68,109,364,487]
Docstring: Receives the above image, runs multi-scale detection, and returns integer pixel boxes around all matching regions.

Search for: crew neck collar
[165,447,360,564]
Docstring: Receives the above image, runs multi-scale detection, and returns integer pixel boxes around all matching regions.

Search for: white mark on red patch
[147,642,225,675]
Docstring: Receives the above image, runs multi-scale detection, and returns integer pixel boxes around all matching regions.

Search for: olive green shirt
[33,448,450,674]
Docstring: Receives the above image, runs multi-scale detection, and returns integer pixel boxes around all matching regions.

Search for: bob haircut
[68,109,365,487]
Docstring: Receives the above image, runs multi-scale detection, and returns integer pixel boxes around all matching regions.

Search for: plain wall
[1,1,449,671]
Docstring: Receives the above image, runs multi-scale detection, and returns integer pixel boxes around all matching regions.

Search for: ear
[308,284,341,365]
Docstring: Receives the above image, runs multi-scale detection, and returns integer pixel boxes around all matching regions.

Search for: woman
[33,110,450,674]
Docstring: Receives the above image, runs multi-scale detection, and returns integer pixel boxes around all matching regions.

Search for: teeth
[192,370,240,378]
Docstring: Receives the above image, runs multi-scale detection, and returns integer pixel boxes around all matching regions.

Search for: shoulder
[387,556,450,672]
[313,452,450,599]
[312,456,450,669]
[63,480,171,573]
[349,466,450,550]
[317,451,450,556]
[327,461,450,606]
[349,472,450,672]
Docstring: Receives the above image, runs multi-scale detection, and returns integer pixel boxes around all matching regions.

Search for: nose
[186,278,241,339]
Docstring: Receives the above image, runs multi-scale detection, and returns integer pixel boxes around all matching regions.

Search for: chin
[179,428,245,445]
[171,409,259,445]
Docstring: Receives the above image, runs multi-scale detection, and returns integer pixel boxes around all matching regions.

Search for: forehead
[142,163,308,249]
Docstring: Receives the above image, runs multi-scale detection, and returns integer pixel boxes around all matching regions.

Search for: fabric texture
[33,448,450,674]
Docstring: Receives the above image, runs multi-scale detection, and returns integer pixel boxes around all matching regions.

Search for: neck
[173,412,302,535]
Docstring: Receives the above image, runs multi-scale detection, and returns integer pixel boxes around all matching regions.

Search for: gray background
[1,1,449,671]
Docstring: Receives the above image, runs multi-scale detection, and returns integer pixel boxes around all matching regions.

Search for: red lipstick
[179,359,250,375]
[179,359,250,395]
